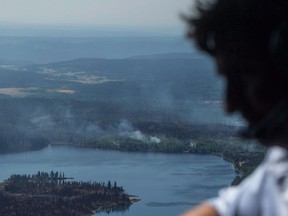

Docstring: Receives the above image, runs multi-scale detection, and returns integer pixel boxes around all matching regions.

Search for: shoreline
[1,138,265,186]
[50,141,265,185]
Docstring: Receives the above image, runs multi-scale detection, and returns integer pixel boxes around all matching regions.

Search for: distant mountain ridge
[126,52,196,59]
[0,36,193,64]
[0,58,32,65]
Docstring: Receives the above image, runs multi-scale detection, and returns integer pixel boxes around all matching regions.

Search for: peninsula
[0,171,137,216]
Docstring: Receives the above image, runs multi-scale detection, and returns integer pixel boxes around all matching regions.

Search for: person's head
[186,0,288,144]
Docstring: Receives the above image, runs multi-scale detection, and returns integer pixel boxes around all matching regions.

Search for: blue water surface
[0,146,236,216]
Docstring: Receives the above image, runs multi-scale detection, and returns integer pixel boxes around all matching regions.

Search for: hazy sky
[0,0,193,27]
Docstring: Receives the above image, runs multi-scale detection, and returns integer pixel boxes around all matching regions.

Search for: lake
[0,145,236,216]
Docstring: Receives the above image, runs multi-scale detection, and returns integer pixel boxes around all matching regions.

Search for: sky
[0,0,193,28]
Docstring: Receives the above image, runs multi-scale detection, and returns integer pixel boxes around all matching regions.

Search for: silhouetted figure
[182,0,288,215]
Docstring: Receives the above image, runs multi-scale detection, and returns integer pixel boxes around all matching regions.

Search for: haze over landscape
[0,0,193,37]
[0,1,263,216]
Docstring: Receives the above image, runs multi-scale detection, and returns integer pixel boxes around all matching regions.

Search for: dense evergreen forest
[0,56,221,153]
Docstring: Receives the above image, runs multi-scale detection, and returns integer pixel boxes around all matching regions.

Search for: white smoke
[150,136,161,144]
[129,130,145,141]
[127,130,161,144]
[117,119,134,134]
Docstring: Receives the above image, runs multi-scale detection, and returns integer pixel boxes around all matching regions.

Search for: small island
[0,171,138,216]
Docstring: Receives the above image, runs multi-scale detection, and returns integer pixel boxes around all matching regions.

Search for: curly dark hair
[185,0,288,141]
[186,0,288,62]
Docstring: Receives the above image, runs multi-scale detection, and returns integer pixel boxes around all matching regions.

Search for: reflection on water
[0,146,236,216]
[96,204,131,215]
[146,202,196,207]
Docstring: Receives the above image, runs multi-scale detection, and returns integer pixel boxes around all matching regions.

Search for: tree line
[0,171,134,216]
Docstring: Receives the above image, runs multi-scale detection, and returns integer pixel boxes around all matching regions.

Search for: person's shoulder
[263,146,288,181]
[264,145,288,164]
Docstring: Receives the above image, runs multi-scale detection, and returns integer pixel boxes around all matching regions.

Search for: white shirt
[208,146,288,216]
